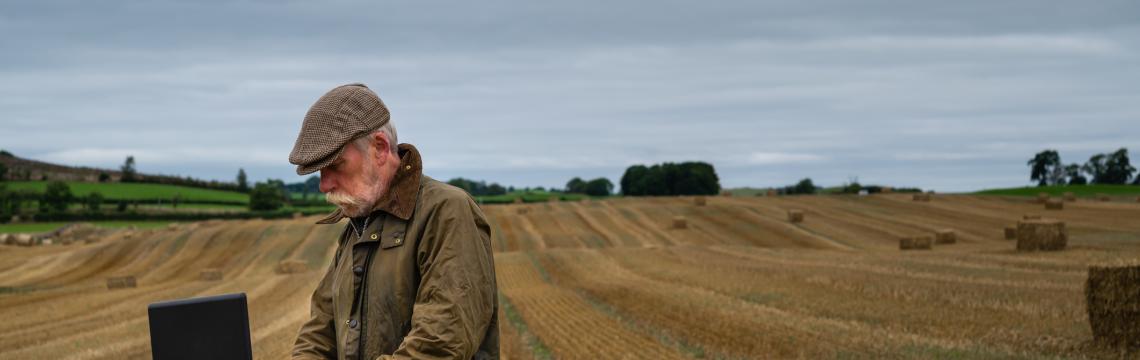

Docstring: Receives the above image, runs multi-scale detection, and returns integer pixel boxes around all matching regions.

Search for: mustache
[325,191,365,209]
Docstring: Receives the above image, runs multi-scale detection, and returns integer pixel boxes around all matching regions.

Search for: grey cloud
[1,0,1139,192]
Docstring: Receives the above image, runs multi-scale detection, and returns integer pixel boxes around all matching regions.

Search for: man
[289,83,499,360]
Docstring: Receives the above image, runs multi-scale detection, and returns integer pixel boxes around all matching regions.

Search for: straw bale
[787,210,804,223]
[1017,219,1067,251]
[1097,193,1111,202]
[1037,192,1050,204]
[1086,265,1140,348]
[1063,192,1076,202]
[1004,226,1017,240]
[106,276,137,289]
[694,197,707,206]
[672,216,687,229]
[900,235,933,250]
[199,269,223,281]
[276,260,308,274]
[935,229,957,244]
[1045,199,1064,210]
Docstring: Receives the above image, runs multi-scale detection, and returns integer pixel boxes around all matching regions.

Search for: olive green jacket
[292,143,499,360]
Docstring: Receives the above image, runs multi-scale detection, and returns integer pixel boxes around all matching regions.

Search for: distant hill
[0,150,245,192]
[0,150,124,182]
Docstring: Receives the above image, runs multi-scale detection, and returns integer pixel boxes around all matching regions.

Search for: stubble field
[2,194,1139,359]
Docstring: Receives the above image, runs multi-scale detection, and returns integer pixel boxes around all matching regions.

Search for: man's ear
[371,132,392,164]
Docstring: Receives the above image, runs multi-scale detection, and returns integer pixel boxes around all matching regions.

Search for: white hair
[353,121,398,155]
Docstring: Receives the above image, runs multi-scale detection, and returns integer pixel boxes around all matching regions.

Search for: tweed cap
[289,83,391,175]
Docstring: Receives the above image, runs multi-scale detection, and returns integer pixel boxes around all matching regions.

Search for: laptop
[148,292,253,360]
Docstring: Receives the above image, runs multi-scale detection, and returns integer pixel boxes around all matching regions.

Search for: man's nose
[319,171,335,193]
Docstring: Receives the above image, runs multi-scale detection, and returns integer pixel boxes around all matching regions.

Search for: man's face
[319,139,388,218]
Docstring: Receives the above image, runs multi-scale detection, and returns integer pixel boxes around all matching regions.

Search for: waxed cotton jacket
[292,143,499,360]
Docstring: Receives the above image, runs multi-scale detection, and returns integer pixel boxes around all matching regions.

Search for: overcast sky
[2,1,1138,192]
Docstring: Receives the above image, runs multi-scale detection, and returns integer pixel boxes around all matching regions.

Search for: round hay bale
[935,229,957,244]
[694,197,707,206]
[276,260,308,274]
[1063,192,1076,202]
[199,269,223,281]
[13,233,33,246]
[1045,199,1064,210]
[1004,226,1017,240]
[672,216,688,229]
[1017,219,1067,251]
[1086,265,1140,348]
[1036,192,1050,204]
[106,276,137,290]
[0,233,10,245]
[40,238,53,246]
[787,210,804,223]
[766,189,777,197]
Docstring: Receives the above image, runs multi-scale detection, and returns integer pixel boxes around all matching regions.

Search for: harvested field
[2,195,1140,359]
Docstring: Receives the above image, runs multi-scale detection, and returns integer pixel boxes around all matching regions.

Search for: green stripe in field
[974,184,1140,197]
[4,181,248,203]
[0,221,177,233]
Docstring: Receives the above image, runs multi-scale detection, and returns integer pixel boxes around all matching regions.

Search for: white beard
[325,160,387,218]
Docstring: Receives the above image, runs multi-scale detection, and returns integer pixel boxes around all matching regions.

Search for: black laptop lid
[147,292,253,360]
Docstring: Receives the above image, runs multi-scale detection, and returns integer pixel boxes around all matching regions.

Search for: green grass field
[974,184,1140,197]
[0,221,177,234]
[3,181,249,203]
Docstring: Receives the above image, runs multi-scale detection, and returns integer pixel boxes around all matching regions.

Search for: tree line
[620,162,720,196]
[1028,148,1137,186]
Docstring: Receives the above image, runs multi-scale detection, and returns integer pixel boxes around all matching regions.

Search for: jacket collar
[316,143,423,224]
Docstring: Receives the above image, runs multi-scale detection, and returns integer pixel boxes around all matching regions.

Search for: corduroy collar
[316,143,423,224]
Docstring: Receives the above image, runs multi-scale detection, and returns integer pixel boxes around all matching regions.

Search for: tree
[1082,153,1108,184]
[120,156,137,182]
[249,182,285,211]
[0,163,7,181]
[1101,148,1135,185]
[565,177,587,194]
[98,172,111,182]
[792,178,817,195]
[583,178,614,196]
[85,192,104,212]
[41,181,73,213]
[1064,164,1087,185]
[236,168,249,192]
[1027,150,1061,187]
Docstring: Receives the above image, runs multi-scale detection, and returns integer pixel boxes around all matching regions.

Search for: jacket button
[353,266,364,275]
[347,319,358,328]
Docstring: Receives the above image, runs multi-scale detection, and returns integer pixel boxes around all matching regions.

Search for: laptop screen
[147,292,253,360]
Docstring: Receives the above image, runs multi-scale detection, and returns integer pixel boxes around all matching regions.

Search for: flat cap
[289,83,391,175]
